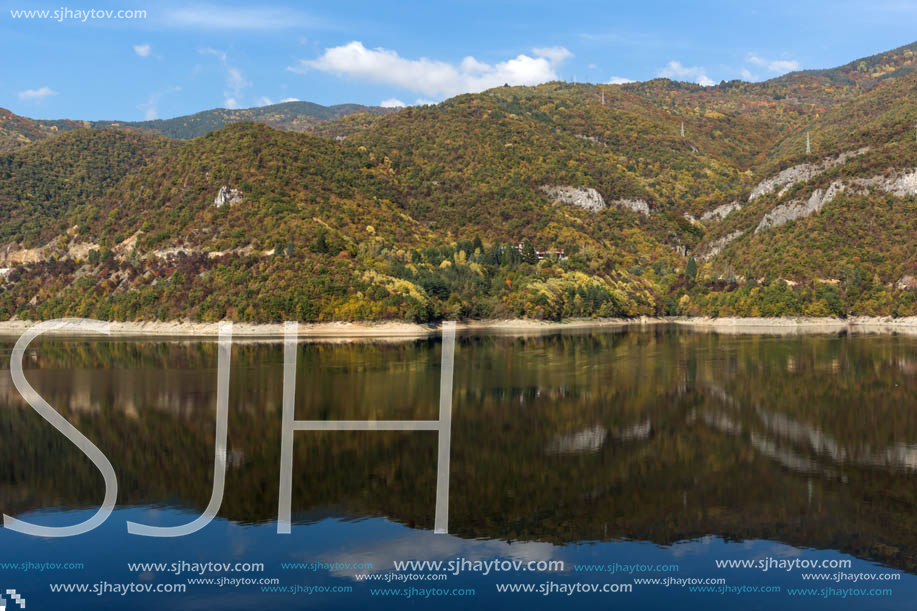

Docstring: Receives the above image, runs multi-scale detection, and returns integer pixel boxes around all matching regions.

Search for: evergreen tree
[521,240,537,264]
[685,257,698,281]
[313,230,329,254]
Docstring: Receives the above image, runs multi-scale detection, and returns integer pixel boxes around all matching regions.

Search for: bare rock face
[755,181,845,234]
[540,185,606,212]
[749,164,816,202]
[575,134,607,147]
[753,167,917,235]
[611,198,651,216]
[748,148,867,202]
[213,186,244,208]
[897,276,917,291]
[887,170,917,196]
[853,169,917,197]
[701,201,742,222]
[700,230,743,261]
[540,185,651,216]
[747,163,917,238]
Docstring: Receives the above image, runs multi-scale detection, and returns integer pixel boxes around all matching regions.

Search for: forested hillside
[1,42,915,322]
[0,100,391,151]
[0,107,88,152]
[92,100,394,139]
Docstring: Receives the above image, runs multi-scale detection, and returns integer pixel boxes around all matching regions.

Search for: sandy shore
[0,316,914,339]
[0,317,643,340]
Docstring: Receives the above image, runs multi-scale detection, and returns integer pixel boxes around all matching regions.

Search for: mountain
[771,40,917,97]
[91,100,394,139]
[691,65,917,317]
[0,107,88,152]
[0,100,393,151]
[1,42,916,323]
[0,128,174,246]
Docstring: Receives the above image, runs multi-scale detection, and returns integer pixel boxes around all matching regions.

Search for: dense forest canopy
[0,42,916,322]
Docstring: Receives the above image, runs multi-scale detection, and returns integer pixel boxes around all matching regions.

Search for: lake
[1,326,916,609]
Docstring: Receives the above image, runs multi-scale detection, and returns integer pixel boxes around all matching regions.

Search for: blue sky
[2,0,916,120]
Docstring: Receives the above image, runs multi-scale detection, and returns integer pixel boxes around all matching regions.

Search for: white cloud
[740,68,758,81]
[200,48,251,108]
[162,5,322,30]
[226,67,250,94]
[133,43,151,57]
[256,96,273,106]
[292,41,570,98]
[280,97,300,103]
[657,61,715,86]
[414,98,437,106]
[137,86,180,120]
[770,59,800,72]
[608,76,635,84]
[200,47,227,62]
[17,86,57,102]
[532,46,573,64]
[748,54,800,74]
[380,98,406,108]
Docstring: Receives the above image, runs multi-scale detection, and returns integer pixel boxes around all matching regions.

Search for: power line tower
[601,90,605,105]
[680,121,685,138]
[806,131,811,155]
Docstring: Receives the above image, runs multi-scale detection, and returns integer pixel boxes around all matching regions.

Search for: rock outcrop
[886,170,917,196]
[852,169,917,197]
[700,230,743,260]
[701,201,742,222]
[540,186,651,216]
[610,198,651,216]
[755,181,845,234]
[540,185,606,212]
[575,134,607,147]
[213,185,244,208]
[748,148,867,202]
[753,168,917,235]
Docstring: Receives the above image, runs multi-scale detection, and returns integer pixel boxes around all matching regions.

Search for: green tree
[521,240,537,264]
[685,257,698,282]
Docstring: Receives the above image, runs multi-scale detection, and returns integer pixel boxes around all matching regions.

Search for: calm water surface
[1,327,916,609]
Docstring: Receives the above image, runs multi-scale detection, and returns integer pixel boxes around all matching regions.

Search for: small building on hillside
[514,242,567,261]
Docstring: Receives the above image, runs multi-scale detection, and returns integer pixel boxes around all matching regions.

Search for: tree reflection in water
[0,327,915,571]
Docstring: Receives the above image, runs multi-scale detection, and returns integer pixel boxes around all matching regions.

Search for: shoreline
[670,316,917,336]
[0,316,915,339]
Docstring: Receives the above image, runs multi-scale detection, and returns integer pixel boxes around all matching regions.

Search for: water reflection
[0,328,916,573]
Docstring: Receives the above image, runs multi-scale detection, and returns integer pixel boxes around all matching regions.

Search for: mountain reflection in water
[1,327,916,573]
